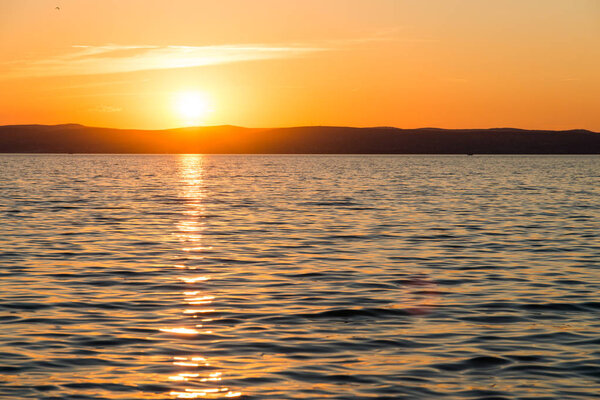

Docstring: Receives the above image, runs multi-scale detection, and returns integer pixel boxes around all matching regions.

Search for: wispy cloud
[3,31,417,79]
[10,44,326,77]
[89,105,123,113]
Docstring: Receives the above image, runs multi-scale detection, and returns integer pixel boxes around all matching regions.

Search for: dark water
[1,154,599,400]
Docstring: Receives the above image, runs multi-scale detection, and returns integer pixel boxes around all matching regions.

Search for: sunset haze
[1,0,599,130]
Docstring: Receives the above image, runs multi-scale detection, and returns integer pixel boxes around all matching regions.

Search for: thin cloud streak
[10,44,326,77]
[41,78,151,91]
[88,105,123,113]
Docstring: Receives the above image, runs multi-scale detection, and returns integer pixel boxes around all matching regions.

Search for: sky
[1,0,599,130]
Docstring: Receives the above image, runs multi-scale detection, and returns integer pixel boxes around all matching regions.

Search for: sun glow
[174,91,213,126]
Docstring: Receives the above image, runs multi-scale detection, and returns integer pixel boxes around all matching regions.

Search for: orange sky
[1,0,599,130]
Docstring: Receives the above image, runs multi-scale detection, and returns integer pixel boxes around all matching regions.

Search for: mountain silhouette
[0,124,598,154]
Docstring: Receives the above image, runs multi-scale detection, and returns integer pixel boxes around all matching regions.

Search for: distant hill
[0,124,599,154]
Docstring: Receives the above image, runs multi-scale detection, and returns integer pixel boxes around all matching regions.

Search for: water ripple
[0,154,599,399]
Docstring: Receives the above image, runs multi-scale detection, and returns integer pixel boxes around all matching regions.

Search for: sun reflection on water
[163,155,241,399]
[177,276,210,284]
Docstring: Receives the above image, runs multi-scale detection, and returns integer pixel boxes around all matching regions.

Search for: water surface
[1,154,599,399]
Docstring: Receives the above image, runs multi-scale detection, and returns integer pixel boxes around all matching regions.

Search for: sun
[174,91,213,126]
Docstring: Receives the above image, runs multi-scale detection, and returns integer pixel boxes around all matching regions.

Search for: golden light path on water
[160,154,441,399]
[161,155,241,399]
[159,154,444,400]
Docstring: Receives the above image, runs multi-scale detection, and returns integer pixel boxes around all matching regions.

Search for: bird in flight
[55,6,60,10]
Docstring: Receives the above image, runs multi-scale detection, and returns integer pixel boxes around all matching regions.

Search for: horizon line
[0,122,598,134]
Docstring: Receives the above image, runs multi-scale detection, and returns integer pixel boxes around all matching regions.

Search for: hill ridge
[1,124,598,154]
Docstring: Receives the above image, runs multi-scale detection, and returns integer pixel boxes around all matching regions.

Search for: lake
[1,154,599,399]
